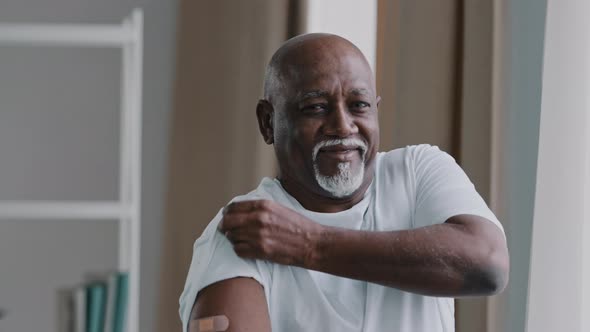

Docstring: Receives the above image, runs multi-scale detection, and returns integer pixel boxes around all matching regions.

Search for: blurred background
[0,0,588,332]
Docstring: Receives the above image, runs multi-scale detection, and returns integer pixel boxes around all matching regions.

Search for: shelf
[0,24,135,47]
[0,201,134,220]
[0,9,142,332]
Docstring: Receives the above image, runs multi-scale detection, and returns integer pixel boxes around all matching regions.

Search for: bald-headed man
[179,33,509,332]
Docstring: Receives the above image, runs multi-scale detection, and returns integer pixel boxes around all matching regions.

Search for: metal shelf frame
[0,9,143,332]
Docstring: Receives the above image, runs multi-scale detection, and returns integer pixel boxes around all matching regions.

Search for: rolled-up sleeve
[178,210,270,332]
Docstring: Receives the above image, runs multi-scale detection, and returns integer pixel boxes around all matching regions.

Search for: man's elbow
[456,215,510,296]
[476,243,510,295]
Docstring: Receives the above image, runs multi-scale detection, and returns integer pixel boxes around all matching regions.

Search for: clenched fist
[218,199,323,267]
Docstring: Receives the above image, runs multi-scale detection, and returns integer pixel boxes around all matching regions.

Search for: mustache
[312,138,368,161]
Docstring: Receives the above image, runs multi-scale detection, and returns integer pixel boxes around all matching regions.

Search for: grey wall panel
[0,1,178,331]
[0,220,119,332]
[0,47,120,201]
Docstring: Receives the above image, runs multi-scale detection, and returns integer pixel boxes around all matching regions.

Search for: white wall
[489,0,547,331]
[526,1,590,331]
[585,103,590,332]
[0,1,177,331]
[584,108,590,332]
[304,0,377,71]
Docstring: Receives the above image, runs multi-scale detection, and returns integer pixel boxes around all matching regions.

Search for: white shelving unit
[0,9,143,332]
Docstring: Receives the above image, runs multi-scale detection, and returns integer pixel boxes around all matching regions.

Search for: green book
[86,282,107,332]
[112,273,129,332]
[103,273,118,332]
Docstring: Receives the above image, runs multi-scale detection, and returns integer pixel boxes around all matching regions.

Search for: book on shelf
[86,282,107,332]
[112,272,129,332]
[58,271,128,332]
[103,272,118,332]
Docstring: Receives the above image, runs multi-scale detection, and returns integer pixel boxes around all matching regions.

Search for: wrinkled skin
[256,33,381,213]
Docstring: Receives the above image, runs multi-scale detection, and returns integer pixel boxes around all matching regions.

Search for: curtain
[376,1,496,331]
[156,1,297,330]
[376,0,464,156]
[527,0,587,330]
[158,0,502,330]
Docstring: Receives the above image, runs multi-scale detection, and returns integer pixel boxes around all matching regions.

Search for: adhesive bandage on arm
[189,315,229,332]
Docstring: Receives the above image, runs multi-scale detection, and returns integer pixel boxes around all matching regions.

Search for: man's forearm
[303,214,509,297]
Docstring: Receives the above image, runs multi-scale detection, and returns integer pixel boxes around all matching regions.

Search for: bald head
[263,33,374,104]
[255,33,381,207]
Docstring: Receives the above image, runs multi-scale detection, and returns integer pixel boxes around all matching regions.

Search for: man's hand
[219,200,509,297]
[219,199,322,266]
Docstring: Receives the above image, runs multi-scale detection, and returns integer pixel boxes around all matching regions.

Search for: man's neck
[276,168,374,213]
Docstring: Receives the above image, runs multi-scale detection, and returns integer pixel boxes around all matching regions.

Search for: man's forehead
[264,33,376,102]
[296,88,372,101]
[282,55,375,95]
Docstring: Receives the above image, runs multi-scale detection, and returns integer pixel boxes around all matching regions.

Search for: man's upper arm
[190,277,271,332]
[412,145,504,233]
[180,208,271,331]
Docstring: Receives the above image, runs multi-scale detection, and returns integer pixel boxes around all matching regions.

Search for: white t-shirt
[179,145,505,332]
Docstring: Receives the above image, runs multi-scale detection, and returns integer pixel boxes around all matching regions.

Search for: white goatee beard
[312,138,367,198]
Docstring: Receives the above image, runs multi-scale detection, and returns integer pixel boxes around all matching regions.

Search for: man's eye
[302,104,327,113]
[351,101,370,110]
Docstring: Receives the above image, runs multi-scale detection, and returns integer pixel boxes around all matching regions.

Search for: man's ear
[256,99,274,144]
[376,96,382,108]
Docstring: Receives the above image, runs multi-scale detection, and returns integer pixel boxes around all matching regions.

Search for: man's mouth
[312,138,368,162]
[317,145,364,162]
[319,145,362,155]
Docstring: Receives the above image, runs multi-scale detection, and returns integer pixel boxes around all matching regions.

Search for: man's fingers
[223,199,270,215]
[232,242,258,259]
[218,214,249,232]
[224,228,257,243]
[219,206,270,233]
[223,201,252,215]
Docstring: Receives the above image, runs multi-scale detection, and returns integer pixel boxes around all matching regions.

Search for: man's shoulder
[378,144,448,167]
[195,178,282,247]
[380,144,441,157]
[376,144,417,168]
[375,144,452,187]
[229,177,280,204]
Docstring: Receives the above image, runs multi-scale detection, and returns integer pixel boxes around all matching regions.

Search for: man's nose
[323,104,358,137]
